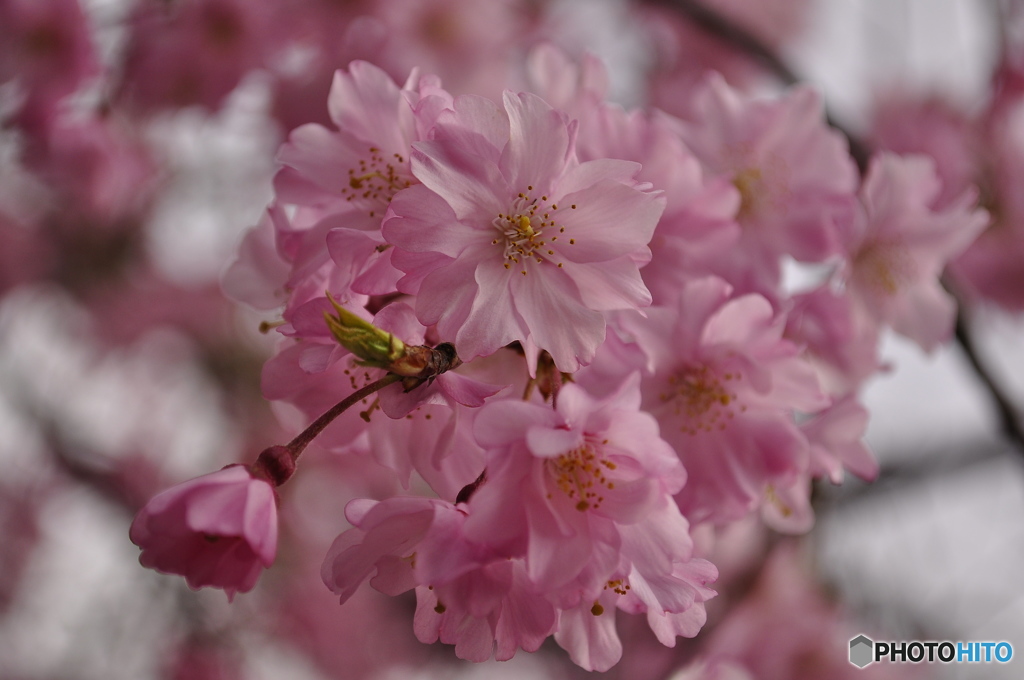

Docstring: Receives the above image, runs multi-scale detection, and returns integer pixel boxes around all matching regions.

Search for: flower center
[765,485,793,518]
[854,241,914,296]
[659,364,743,435]
[733,166,764,221]
[343,146,414,220]
[729,153,789,224]
[492,187,576,275]
[546,441,616,512]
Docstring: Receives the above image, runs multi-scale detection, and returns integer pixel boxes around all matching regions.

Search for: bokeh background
[0,0,1022,678]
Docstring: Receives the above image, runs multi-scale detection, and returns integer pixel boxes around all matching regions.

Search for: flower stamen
[493,189,572,273]
[660,364,742,435]
[547,442,615,511]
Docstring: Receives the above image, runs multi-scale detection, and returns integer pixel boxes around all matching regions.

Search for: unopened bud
[324,293,406,368]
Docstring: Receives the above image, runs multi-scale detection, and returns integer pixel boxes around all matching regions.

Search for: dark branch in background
[645,0,871,171]
[648,0,800,85]
[649,0,1024,455]
[947,282,1024,450]
[817,438,1013,510]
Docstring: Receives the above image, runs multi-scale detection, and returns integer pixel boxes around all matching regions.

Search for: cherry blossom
[605,277,829,526]
[384,90,665,371]
[676,73,858,297]
[844,152,988,351]
[129,465,278,599]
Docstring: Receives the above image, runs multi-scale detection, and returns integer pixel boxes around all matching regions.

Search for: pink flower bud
[129,465,278,600]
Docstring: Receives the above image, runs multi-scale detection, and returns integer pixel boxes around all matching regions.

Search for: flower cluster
[130,40,988,675]
[0,0,1011,677]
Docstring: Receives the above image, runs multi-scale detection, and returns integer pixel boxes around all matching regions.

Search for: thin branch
[816,438,1014,510]
[284,373,402,458]
[649,0,801,85]
[951,294,1024,452]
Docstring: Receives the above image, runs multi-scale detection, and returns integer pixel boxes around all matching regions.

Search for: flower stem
[285,373,402,459]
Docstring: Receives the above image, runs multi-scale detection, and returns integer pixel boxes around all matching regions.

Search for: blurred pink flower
[129,464,278,599]
[951,94,1024,311]
[696,544,911,680]
[870,93,979,210]
[0,0,99,130]
[677,74,857,296]
[22,116,158,225]
[845,152,988,351]
[784,285,881,397]
[116,0,274,113]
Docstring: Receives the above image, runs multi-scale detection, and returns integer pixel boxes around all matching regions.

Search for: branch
[816,438,1013,510]
[949,286,1024,452]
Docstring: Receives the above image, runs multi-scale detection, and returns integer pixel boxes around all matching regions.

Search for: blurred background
[0,0,1022,678]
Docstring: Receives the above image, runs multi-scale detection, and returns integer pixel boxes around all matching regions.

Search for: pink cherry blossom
[383,91,665,371]
[321,495,557,662]
[866,90,1024,311]
[221,208,291,312]
[466,377,687,598]
[588,105,741,307]
[0,0,99,130]
[466,377,716,668]
[676,74,857,296]
[412,560,558,663]
[525,45,741,307]
[950,92,1024,311]
[274,60,451,221]
[784,285,881,397]
[129,465,278,599]
[844,152,989,351]
[802,395,877,483]
[551,500,718,671]
[869,93,979,211]
[270,61,453,306]
[116,0,274,114]
[607,277,829,526]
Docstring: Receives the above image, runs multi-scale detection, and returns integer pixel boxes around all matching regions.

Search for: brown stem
[284,373,402,458]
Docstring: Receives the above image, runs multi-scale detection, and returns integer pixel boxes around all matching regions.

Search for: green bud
[324,293,405,368]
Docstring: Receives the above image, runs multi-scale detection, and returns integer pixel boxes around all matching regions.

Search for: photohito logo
[849,634,1013,668]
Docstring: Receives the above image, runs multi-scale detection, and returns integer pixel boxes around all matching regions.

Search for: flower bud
[323,293,405,369]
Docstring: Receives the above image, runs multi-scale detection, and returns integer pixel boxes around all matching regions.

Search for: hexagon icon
[849,634,874,668]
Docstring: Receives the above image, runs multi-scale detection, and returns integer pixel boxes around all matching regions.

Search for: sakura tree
[1,1,1022,679]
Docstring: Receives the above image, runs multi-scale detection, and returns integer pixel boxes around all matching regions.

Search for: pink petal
[510,266,605,371]
[499,91,571,194]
